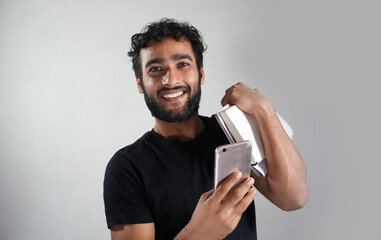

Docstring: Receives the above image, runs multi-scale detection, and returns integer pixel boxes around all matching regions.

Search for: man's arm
[221,82,309,211]
[110,223,155,240]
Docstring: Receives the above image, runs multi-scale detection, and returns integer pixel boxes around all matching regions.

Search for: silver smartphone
[214,140,252,189]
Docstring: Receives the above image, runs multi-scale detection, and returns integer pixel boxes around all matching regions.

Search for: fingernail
[247,178,254,186]
[251,187,256,195]
[235,171,242,178]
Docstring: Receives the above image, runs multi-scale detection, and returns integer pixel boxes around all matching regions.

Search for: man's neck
[153,112,205,142]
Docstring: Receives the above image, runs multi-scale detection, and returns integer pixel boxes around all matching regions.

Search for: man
[103,18,309,240]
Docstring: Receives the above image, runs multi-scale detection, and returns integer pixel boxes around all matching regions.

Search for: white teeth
[163,91,184,99]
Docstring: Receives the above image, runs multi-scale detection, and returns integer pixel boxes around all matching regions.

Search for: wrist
[175,224,217,240]
[251,101,276,120]
[174,224,197,240]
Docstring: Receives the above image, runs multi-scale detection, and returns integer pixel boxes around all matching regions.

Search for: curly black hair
[128,18,207,81]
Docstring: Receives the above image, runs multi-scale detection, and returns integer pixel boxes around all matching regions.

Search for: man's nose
[162,69,181,87]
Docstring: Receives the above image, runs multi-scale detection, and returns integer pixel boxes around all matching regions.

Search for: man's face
[136,37,205,122]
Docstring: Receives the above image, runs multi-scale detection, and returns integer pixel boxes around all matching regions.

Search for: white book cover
[215,104,293,177]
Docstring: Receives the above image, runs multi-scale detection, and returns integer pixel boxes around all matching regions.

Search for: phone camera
[222,148,226,152]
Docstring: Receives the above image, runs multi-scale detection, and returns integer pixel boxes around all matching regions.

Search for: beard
[141,81,202,123]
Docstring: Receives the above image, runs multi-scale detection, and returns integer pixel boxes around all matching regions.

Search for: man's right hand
[175,171,256,240]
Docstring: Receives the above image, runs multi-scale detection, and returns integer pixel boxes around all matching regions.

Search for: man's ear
[200,66,205,85]
[136,77,144,94]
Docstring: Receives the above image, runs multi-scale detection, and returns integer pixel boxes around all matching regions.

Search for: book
[214,104,294,177]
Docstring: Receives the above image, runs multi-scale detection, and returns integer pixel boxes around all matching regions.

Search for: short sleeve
[103,151,153,228]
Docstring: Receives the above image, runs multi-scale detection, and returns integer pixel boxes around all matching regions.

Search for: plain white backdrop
[1,0,380,239]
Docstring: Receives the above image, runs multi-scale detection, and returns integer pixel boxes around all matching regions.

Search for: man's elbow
[277,188,310,211]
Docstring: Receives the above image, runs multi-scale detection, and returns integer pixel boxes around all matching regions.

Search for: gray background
[1,0,380,239]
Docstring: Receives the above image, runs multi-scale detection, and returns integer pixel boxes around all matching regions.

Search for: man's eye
[149,66,163,72]
[178,62,190,68]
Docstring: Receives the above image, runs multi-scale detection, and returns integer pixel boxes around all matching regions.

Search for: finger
[236,82,248,88]
[221,94,229,107]
[221,88,232,106]
[221,91,237,107]
[213,171,242,202]
[221,177,254,208]
[233,187,256,215]
[225,87,232,94]
[200,189,215,202]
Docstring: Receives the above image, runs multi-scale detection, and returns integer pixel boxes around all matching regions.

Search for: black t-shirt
[103,116,257,239]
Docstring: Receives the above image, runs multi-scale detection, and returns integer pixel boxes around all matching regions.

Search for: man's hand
[175,171,255,240]
[221,82,276,118]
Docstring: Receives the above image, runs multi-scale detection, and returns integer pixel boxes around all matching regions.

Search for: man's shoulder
[117,131,151,155]
[107,131,154,169]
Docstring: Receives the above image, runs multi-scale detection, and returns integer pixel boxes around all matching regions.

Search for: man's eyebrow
[145,58,164,69]
[173,54,193,62]
[145,55,193,69]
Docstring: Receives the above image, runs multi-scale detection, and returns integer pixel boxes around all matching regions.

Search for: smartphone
[214,140,252,189]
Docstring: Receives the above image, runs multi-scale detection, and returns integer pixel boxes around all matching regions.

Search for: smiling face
[136,37,205,122]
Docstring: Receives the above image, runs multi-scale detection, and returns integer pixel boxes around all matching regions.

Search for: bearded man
[103,18,309,240]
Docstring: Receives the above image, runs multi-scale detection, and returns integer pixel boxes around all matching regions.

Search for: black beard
[141,82,201,123]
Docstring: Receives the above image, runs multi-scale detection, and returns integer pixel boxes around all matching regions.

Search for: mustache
[157,85,190,95]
